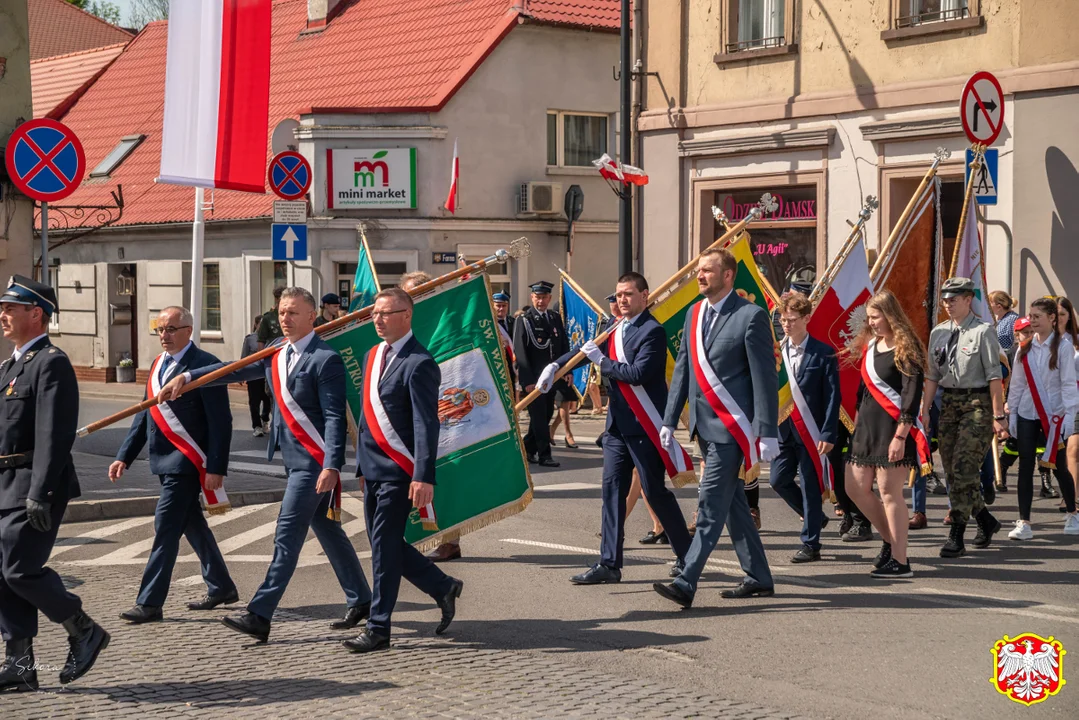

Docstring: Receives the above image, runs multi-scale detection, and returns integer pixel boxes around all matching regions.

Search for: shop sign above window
[715,186,816,222]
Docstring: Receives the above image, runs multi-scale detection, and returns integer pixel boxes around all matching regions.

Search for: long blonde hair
[845,290,927,376]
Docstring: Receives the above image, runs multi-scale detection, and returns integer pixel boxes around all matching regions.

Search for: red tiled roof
[28,0,133,60]
[31,42,127,119]
[522,0,621,30]
[48,0,620,229]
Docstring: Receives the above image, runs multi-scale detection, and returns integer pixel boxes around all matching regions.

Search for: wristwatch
[994,414,1007,421]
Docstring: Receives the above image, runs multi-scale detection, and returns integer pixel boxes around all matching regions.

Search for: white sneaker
[1008,520,1034,541]
[1064,514,1079,535]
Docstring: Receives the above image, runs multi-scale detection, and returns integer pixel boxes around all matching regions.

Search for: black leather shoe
[435,579,464,635]
[791,546,821,564]
[0,639,37,692]
[983,482,996,506]
[527,453,538,464]
[570,564,622,585]
[652,582,693,608]
[59,611,110,685]
[343,629,390,654]
[819,515,830,530]
[972,508,1002,548]
[187,590,239,611]
[538,458,560,468]
[639,530,665,544]
[221,612,270,643]
[720,581,774,599]
[669,557,685,579]
[119,604,163,624]
[330,603,371,630]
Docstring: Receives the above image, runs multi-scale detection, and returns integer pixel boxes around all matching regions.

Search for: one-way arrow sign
[272,223,308,261]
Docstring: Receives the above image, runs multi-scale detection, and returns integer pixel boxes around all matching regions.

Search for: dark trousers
[136,474,236,607]
[599,430,691,569]
[247,379,271,429]
[247,468,371,620]
[830,424,867,523]
[524,390,556,461]
[769,441,825,549]
[1016,418,1077,520]
[673,441,773,596]
[0,501,81,640]
[364,479,452,636]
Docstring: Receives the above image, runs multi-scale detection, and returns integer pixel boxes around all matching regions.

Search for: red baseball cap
[1014,317,1031,331]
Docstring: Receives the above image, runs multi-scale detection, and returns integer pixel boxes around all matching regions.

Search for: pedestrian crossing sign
[966,148,998,206]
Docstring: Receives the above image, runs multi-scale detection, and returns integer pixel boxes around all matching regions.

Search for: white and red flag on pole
[807,233,874,429]
[592,153,648,187]
[157,0,271,193]
[445,138,459,213]
[952,196,990,320]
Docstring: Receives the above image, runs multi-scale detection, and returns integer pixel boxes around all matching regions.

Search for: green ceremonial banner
[321,275,532,549]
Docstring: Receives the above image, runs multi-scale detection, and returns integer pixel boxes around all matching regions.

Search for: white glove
[759,437,780,463]
[1008,414,1017,438]
[659,426,675,451]
[537,362,560,394]
[582,340,604,365]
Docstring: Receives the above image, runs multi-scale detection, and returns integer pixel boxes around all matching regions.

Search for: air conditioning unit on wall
[519,181,562,215]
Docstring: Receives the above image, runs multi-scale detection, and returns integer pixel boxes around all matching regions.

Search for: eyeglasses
[371,309,408,320]
[155,325,191,336]
[778,316,807,326]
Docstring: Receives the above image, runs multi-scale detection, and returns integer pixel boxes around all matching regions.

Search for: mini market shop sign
[327,148,417,209]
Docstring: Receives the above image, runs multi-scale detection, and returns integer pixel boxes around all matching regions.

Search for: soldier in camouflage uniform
[921,277,1009,558]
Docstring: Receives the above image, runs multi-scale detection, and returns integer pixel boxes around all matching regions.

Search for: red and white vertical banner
[445,138,459,214]
[158,0,271,193]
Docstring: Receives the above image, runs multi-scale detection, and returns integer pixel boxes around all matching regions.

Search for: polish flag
[157,0,271,193]
[808,234,874,426]
[445,139,459,213]
[592,153,649,186]
[952,197,990,320]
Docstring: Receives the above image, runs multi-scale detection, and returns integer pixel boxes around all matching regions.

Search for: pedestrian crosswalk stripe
[49,516,156,559]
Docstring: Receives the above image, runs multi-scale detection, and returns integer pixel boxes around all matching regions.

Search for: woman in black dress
[845,290,927,579]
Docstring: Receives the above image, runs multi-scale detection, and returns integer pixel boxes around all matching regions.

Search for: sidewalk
[79,379,251,411]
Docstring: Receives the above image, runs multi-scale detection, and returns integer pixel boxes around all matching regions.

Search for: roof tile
[28,0,133,60]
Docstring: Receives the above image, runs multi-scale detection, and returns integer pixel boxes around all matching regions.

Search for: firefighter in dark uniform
[513,281,569,467]
[0,276,110,692]
[493,292,517,390]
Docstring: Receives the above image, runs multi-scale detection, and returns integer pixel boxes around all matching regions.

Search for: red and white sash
[860,341,933,475]
[608,319,696,487]
[687,300,759,473]
[782,341,833,497]
[1020,352,1065,468]
[363,343,437,530]
[271,346,342,521]
[147,353,230,515]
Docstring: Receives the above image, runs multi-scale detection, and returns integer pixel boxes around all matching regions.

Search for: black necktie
[704,305,718,343]
[946,328,960,365]
[159,355,174,383]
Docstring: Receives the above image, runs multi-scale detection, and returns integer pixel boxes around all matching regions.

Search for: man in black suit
[539,273,692,584]
[769,292,841,563]
[110,306,238,623]
[513,281,569,467]
[344,288,463,654]
[0,276,109,691]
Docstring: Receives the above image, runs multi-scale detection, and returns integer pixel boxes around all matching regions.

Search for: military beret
[320,293,342,306]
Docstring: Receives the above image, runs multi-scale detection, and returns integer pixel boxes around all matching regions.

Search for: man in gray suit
[653,247,779,608]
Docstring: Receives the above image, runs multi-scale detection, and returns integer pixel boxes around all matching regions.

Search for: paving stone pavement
[4,565,806,720]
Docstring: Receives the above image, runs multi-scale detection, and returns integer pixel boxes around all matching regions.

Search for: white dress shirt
[703,289,734,340]
[1009,332,1079,423]
[382,330,413,374]
[13,333,49,362]
[784,335,809,377]
[284,330,316,374]
[158,340,193,382]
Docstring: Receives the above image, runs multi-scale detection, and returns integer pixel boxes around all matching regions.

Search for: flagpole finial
[934,147,951,163]
[711,205,728,225]
[507,237,531,259]
[755,193,779,218]
[860,195,879,221]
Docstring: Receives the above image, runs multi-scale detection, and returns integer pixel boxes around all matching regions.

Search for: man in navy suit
[538,273,691,584]
[159,288,370,643]
[110,306,237,623]
[343,288,463,654]
[770,292,840,564]
[654,248,779,608]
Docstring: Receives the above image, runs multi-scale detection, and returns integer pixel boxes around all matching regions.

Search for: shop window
[547,111,608,168]
[884,0,982,39]
[713,185,818,293]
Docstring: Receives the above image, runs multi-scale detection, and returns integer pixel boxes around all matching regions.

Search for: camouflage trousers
[938,391,994,523]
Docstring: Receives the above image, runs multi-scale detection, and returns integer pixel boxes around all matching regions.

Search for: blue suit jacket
[778,335,841,447]
[557,311,668,438]
[662,294,779,444]
[190,335,346,475]
[356,335,441,485]
[117,344,232,476]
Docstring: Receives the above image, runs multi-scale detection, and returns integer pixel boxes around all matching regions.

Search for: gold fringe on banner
[206,503,231,516]
[412,490,534,555]
[671,470,698,489]
[839,407,855,433]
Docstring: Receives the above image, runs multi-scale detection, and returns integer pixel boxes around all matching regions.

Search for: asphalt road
[50,412,1079,719]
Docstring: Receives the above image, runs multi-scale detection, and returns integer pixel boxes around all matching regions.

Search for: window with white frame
[459,251,510,296]
[182,262,222,332]
[546,111,608,168]
[729,0,786,52]
[899,0,969,27]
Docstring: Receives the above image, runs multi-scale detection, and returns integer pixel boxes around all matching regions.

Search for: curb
[63,489,287,523]
[78,388,251,413]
